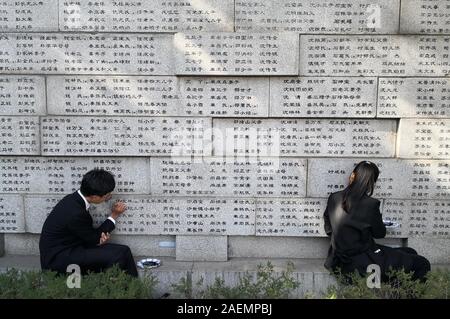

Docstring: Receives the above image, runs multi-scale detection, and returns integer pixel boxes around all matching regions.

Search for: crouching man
[39,168,138,277]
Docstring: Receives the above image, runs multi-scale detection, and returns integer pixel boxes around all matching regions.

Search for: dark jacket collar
[72,191,88,211]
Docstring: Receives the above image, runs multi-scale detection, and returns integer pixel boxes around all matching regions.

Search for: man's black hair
[80,168,115,196]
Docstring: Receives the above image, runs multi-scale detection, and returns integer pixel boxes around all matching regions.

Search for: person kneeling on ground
[323,161,430,283]
[39,168,138,277]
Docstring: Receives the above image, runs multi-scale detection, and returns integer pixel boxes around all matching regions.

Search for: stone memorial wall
[0,0,449,262]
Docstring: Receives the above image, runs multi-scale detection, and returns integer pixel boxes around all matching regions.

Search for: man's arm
[97,201,127,236]
[67,213,111,247]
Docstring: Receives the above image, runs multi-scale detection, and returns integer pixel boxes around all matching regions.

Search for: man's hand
[111,201,127,220]
[98,232,110,246]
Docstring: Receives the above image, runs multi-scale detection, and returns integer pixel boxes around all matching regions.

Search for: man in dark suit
[39,169,138,277]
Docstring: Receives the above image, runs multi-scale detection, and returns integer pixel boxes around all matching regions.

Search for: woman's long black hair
[342,161,380,213]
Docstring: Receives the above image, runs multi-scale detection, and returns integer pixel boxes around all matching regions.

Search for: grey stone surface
[177,77,269,117]
[150,269,190,298]
[0,234,3,257]
[0,195,25,233]
[41,116,211,156]
[0,0,58,31]
[400,0,450,34]
[4,233,40,255]
[384,200,450,238]
[408,237,450,264]
[381,199,410,238]
[270,77,377,118]
[0,255,41,271]
[162,198,255,236]
[47,76,269,117]
[174,32,299,75]
[256,198,327,237]
[0,157,150,194]
[0,116,39,155]
[176,235,227,261]
[236,0,400,34]
[109,235,176,257]
[0,33,173,74]
[0,76,46,115]
[150,157,307,197]
[60,0,234,32]
[228,236,329,259]
[213,119,396,157]
[25,195,255,236]
[313,272,337,296]
[378,78,450,118]
[307,158,450,200]
[3,231,175,257]
[94,196,256,236]
[299,35,450,76]
[398,119,450,159]
[24,195,60,234]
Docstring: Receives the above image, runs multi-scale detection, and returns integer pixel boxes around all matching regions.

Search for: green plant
[170,275,204,299]
[0,265,157,299]
[178,261,300,299]
[422,268,450,299]
[324,268,450,299]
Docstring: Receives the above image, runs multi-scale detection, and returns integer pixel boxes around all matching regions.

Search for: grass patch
[0,265,157,299]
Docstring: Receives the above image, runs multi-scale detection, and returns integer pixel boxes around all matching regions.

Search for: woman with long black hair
[323,161,430,282]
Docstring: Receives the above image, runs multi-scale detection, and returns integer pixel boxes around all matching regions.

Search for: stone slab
[381,199,410,238]
[90,196,256,236]
[0,157,150,194]
[60,0,234,32]
[4,233,175,258]
[4,233,39,255]
[270,77,377,117]
[400,0,450,34]
[408,237,450,264]
[256,198,327,237]
[47,76,269,117]
[0,0,59,32]
[174,32,299,75]
[299,35,450,76]
[0,33,173,74]
[0,116,39,155]
[176,235,227,261]
[398,119,450,159]
[0,195,24,233]
[307,158,450,200]
[213,119,396,157]
[228,236,329,259]
[24,195,255,236]
[150,157,307,197]
[109,235,176,257]
[235,0,400,34]
[384,199,450,238]
[41,116,211,156]
[377,77,450,118]
[0,76,46,115]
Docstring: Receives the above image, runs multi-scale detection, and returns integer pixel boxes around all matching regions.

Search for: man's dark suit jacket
[39,191,115,272]
[323,190,386,272]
